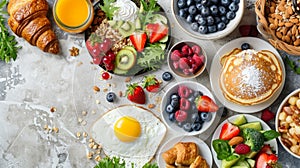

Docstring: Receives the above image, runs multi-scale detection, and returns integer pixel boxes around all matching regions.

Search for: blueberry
[221,107,228,117]
[201,7,210,16]
[186,0,195,6]
[221,16,229,24]
[200,112,212,121]
[170,99,179,109]
[162,71,173,81]
[165,104,175,113]
[201,0,211,6]
[210,5,219,16]
[193,91,203,98]
[191,122,202,131]
[183,123,193,132]
[194,14,202,21]
[169,113,176,122]
[233,0,240,3]
[217,22,226,30]
[177,121,185,128]
[171,93,180,101]
[198,25,208,34]
[195,0,202,2]
[241,43,251,50]
[196,3,203,11]
[229,2,239,12]
[178,9,188,18]
[226,11,236,20]
[188,5,197,15]
[207,16,214,26]
[208,25,217,33]
[177,0,186,9]
[218,6,227,16]
[211,0,219,4]
[214,16,221,24]
[106,92,116,102]
[190,113,200,123]
[197,17,207,26]
[221,0,230,6]
[191,22,199,32]
[186,14,194,23]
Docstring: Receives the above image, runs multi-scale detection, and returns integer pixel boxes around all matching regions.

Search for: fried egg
[90,105,167,167]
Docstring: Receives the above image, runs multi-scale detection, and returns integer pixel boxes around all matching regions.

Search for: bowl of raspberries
[160,81,219,135]
[168,41,207,79]
[172,0,244,39]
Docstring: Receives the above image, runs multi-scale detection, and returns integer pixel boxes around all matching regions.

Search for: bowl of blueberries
[172,0,244,39]
[160,81,217,135]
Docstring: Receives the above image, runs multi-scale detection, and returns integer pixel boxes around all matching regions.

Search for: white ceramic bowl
[171,0,245,40]
[167,41,207,79]
[275,88,300,159]
[160,81,217,136]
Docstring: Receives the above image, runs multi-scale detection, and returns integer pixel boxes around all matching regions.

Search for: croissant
[7,0,59,54]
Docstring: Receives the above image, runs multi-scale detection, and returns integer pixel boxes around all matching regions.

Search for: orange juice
[53,0,94,33]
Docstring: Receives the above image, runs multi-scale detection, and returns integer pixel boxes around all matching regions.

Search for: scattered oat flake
[50,107,56,113]
[53,127,59,133]
[69,46,79,56]
[89,138,94,143]
[93,86,100,92]
[125,77,131,82]
[77,61,83,66]
[111,83,116,88]
[87,152,93,159]
[95,155,101,162]
[83,132,88,137]
[82,111,88,116]
[103,88,108,92]
[96,100,100,104]
[44,124,49,130]
[81,120,87,126]
[76,132,81,138]
[89,142,94,148]
[78,117,83,123]
[91,110,96,114]
[93,144,98,149]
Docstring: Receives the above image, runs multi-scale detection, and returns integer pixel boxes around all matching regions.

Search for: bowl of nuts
[276,88,300,159]
[256,0,300,55]
[172,0,244,40]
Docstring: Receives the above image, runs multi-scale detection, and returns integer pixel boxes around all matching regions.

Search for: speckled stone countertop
[1,0,300,167]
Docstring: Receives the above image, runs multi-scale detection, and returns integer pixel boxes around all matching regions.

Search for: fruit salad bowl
[167,41,207,79]
[160,81,218,136]
[84,0,172,76]
[172,0,244,40]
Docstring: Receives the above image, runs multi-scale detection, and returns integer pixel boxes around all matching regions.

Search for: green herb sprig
[139,0,160,29]
[285,56,300,74]
[94,156,158,168]
[0,0,21,63]
[100,0,119,20]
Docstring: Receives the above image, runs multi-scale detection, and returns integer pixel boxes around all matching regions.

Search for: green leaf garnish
[99,0,119,20]
[94,156,158,168]
[0,0,21,63]
[285,56,300,74]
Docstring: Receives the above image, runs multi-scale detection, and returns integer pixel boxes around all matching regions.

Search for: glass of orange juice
[53,0,94,33]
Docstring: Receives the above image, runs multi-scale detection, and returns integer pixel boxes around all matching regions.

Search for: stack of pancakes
[219,48,283,105]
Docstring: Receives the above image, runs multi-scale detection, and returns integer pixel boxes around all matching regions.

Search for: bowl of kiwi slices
[84,0,172,76]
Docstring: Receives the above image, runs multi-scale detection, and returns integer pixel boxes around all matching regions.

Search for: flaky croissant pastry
[7,0,59,54]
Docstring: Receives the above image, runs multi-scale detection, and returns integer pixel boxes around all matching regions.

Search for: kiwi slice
[115,49,136,71]
[118,22,135,37]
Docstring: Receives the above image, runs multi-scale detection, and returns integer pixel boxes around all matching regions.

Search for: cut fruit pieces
[115,48,137,71]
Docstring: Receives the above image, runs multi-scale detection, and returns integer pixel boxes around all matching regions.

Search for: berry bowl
[171,0,244,40]
[167,41,207,79]
[275,88,300,159]
[160,81,218,135]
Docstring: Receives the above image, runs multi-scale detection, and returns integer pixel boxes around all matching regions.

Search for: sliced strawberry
[195,95,219,112]
[219,122,240,140]
[146,23,168,43]
[129,31,147,52]
[261,109,275,122]
[126,83,146,104]
[142,75,160,92]
[256,152,279,168]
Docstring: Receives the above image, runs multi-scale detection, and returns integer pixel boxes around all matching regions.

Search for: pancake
[219,49,283,105]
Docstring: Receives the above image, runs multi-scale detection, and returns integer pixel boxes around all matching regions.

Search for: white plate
[211,114,278,168]
[157,135,213,168]
[160,81,217,135]
[209,37,285,113]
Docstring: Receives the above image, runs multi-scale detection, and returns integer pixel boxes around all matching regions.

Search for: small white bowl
[171,0,245,40]
[167,41,207,79]
[160,81,217,136]
[275,88,300,159]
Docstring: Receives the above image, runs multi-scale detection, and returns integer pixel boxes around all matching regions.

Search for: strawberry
[234,144,251,154]
[170,50,183,61]
[178,85,192,98]
[126,83,146,104]
[192,54,204,67]
[261,109,275,122]
[130,31,147,52]
[195,95,219,112]
[146,23,168,43]
[219,122,240,140]
[179,57,190,69]
[142,75,160,92]
[86,33,103,58]
[180,98,190,111]
[175,110,188,122]
[256,152,279,168]
[192,45,201,55]
[181,44,190,56]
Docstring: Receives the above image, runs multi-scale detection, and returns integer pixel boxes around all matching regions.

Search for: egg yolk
[114,116,141,142]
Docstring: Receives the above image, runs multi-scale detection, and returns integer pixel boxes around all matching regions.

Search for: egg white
[90,105,167,167]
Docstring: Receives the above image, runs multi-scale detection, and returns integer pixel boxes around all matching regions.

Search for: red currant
[102,72,110,80]
[102,56,112,65]
[105,63,115,71]
[93,57,101,65]
[106,51,116,61]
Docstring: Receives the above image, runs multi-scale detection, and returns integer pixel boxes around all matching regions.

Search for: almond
[228,136,244,146]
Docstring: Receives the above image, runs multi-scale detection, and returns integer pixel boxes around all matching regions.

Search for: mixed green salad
[86,0,170,75]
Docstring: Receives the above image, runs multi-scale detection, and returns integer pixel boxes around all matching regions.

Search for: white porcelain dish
[157,135,213,168]
[209,37,285,113]
[211,114,278,168]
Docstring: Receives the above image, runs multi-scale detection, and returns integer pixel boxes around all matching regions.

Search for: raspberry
[179,58,190,69]
[171,50,182,61]
[180,98,191,111]
[175,110,188,122]
[261,109,275,122]
[234,144,251,154]
[178,85,192,98]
